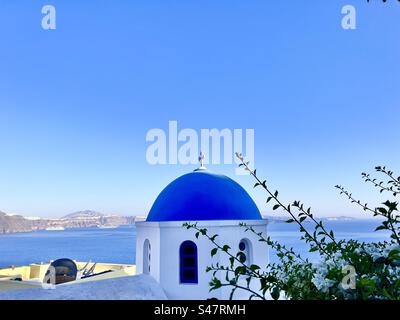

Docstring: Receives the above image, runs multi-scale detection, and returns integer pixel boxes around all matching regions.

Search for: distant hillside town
[0,209,357,235]
[0,210,136,234]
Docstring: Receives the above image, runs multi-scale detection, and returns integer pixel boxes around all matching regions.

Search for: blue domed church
[136,164,268,300]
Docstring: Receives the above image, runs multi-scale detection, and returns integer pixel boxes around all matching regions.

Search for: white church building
[135,164,268,300]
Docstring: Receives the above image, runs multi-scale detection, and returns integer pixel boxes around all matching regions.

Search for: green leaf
[249,264,260,271]
[212,278,222,289]
[211,248,218,257]
[375,225,387,231]
[234,266,246,276]
[382,288,394,300]
[271,287,280,300]
[229,257,235,268]
[388,249,400,260]
[210,234,218,241]
[262,180,267,188]
[260,278,267,289]
[273,204,280,211]
[378,207,388,215]
[237,251,246,263]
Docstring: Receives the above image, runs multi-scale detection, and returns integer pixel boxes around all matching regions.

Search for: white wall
[136,219,268,300]
[135,223,161,282]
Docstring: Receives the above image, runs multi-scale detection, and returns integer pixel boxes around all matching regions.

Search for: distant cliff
[262,214,356,223]
[0,211,41,234]
[0,210,136,234]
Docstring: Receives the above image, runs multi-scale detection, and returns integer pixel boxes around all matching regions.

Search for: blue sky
[0,1,399,218]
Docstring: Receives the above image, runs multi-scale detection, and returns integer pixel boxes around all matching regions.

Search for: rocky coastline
[0,210,136,234]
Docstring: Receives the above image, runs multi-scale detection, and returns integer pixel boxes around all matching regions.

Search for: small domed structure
[136,166,268,300]
[146,170,262,222]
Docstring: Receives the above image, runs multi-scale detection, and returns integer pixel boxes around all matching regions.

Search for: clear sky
[0,1,399,218]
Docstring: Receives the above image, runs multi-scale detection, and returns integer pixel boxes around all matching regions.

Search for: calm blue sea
[0,220,390,268]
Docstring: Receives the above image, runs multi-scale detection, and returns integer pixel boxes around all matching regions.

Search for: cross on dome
[196,152,207,171]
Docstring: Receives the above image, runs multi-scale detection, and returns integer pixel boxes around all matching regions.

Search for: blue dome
[146,169,262,222]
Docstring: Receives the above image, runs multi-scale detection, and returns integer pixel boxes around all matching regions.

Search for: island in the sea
[0,210,136,234]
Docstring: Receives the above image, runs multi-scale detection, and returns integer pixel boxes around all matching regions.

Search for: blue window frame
[179,241,198,284]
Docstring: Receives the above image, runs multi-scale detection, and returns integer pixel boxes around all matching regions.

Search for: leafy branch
[362,168,400,197]
[375,166,400,191]
[336,184,400,245]
[183,157,400,300]
[236,152,340,258]
[239,222,307,263]
[183,222,276,299]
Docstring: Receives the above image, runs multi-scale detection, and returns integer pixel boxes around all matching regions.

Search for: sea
[0,220,391,268]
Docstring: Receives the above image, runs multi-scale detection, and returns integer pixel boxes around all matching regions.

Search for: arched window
[179,241,198,284]
[143,239,151,274]
[238,238,252,265]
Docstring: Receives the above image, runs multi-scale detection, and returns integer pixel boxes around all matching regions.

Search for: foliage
[183,156,400,300]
